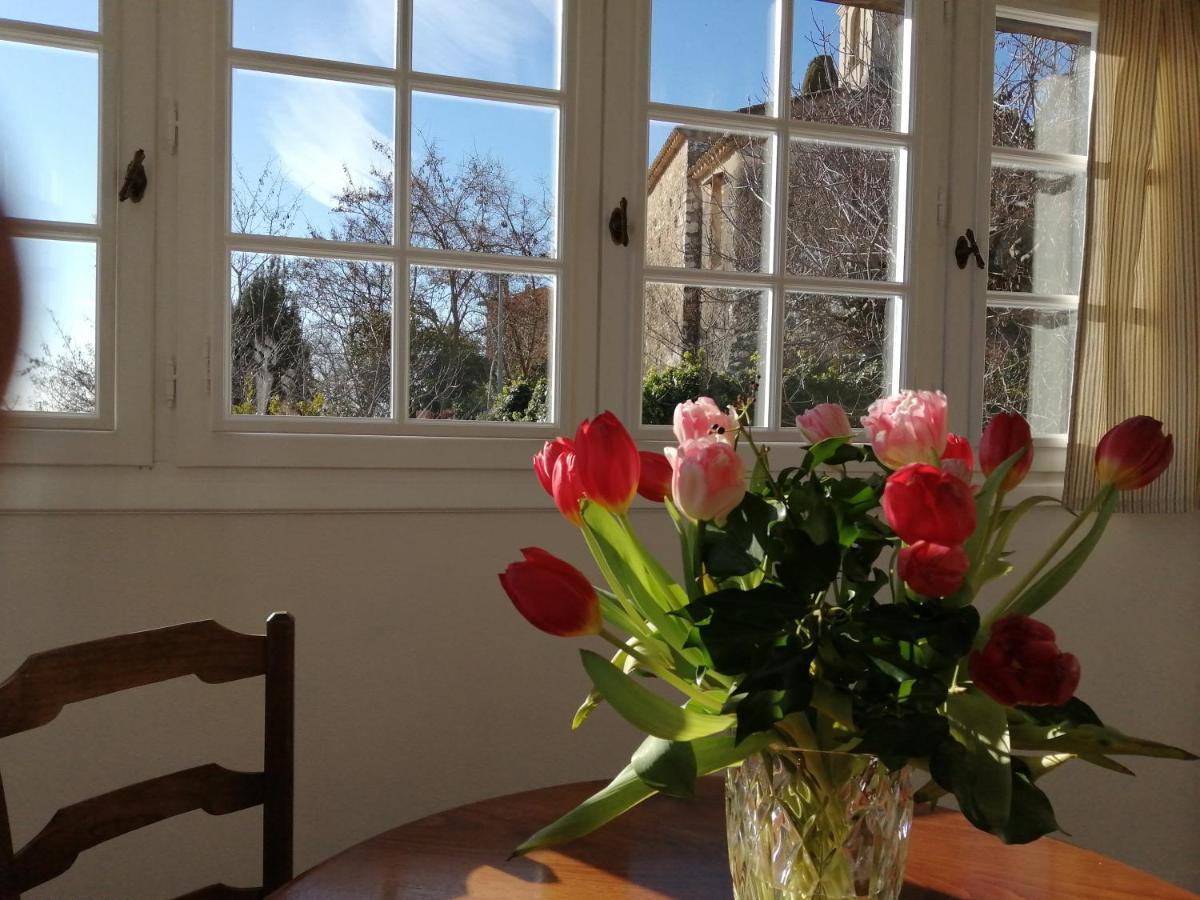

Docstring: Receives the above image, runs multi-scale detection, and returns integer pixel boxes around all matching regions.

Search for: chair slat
[1,764,264,895]
[0,620,267,738]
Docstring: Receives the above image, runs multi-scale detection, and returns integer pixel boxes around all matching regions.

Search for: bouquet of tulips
[500,391,1194,855]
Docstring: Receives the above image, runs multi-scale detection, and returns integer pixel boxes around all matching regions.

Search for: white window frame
[0,0,156,466]
[168,0,605,469]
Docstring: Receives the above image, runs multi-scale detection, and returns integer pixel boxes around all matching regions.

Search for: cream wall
[0,506,1196,897]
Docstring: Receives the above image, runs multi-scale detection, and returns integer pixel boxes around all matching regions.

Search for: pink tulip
[882,463,977,546]
[1094,416,1174,491]
[861,390,948,469]
[795,403,853,443]
[665,437,746,523]
[636,450,673,503]
[897,541,969,597]
[673,397,738,445]
[940,433,974,483]
[980,412,1033,492]
[499,548,601,637]
[574,412,641,515]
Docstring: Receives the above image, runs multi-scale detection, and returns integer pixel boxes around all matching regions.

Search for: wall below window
[0,507,1195,896]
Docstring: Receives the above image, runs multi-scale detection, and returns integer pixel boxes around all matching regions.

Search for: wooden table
[272,778,1197,899]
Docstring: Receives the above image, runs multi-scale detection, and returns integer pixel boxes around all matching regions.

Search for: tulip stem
[987,485,1112,625]
[599,629,725,712]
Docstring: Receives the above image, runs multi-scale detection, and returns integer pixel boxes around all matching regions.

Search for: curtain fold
[1063,0,1200,512]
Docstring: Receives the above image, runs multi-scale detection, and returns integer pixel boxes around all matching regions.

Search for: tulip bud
[551,452,584,526]
[636,450,673,503]
[795,403,853,443]
[861,390,948,469]
[534,437,574,496]
[673,397,738,445]
[968,615,1080,707]
[499,548,602,637]
[980,412,1033,492]
[897,541,969,598]
[1094,415,1174,491]
[940,433,974,483]
[574,411,641,515]
[882,463,977,546]
[665,437,746,523]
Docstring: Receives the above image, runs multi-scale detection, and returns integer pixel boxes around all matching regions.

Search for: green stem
[987,485,1112,626]
[598,629,724,712]
[581,524,644,627]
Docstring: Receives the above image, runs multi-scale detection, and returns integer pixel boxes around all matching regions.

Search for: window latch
[954,228,984,270]
[119,149,147,203]
[608,197,629,247]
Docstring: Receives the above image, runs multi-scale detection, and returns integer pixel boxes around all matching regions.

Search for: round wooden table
[272,778,1196,899]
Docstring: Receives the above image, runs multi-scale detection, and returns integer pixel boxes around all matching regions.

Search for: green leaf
[632,736,698,799]
[963,448,1025,591]
[942,684,1012,833]
[580,650,733,741]
[996,761,1061,844]
[1009,722,1198,760]
[1004,489,1119,618]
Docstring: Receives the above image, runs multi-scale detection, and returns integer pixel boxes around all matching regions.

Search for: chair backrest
[0,612,294,899]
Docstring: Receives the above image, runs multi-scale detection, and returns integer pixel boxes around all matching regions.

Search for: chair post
[263,612,294,891]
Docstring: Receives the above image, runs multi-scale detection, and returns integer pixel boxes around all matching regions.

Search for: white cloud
[412,0,559,84]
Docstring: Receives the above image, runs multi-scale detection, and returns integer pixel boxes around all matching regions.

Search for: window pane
[0,0,96,31]
[233,0,397,68]
[409,93,557,258]
[4,238,96,414]
[231,69,395,243]
[791,0,905,131]
[0,41,97,223]
[993,22,1090,155]
[408,268,551,422]
[651,0,779,114]
[646,123,773,274]
[412,0,561,90]
[641,283,765,425]
[786,140,899,281]
[780,293,893,426]
[230,253,392,418]
[985,305,1077,434]
[988,165,1084,294]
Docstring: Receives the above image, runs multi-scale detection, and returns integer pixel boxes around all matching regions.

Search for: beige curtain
[1064,0,1200,512]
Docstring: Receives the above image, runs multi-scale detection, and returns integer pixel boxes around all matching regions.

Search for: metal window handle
[119,149,147,203]
[608,197,629,247]
[954,228,984,270]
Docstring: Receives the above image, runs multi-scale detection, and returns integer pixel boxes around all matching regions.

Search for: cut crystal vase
[724,749,913,900]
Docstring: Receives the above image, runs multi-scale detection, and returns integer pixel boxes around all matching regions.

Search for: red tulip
[534,438,584,525]
[968,615,1080,707]
[980,412,1033,492]
[533,437,573,496]
[897,541,969,597]
[575,411,641,515]
[499,548,601,638]
[1094,416,1174,491]
[882,463,977,546]
[637,450,673,503]
[940,433,974,483]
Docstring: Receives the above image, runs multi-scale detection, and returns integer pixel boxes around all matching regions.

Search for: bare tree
[14,313,96,413]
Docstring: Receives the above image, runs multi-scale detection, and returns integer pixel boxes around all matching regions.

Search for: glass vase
[724,749,913,900]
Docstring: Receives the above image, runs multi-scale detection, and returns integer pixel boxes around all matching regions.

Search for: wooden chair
[0,612,294,899]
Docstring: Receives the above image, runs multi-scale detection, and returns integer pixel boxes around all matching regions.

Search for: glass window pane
[780,293,893,426]
[4,238,97,414]
[988,165,1084,295]
[641,283,765,425]
[233,0,397,68]
[408,268,552,422]
[412,0,561,90]
[409,93,557,258]
[646,123,773,274]
[791,0,905,131]
[651,0,779,114]
[985,305,1077,434]
[230,252,393,418]
[0,41,97,223]
[0,0,96,31]
[993,22,1091,155]
[786,140,899,281]
[231,69,395,243]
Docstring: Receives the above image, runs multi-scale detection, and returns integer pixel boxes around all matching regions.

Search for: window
[1,0,1097,495]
